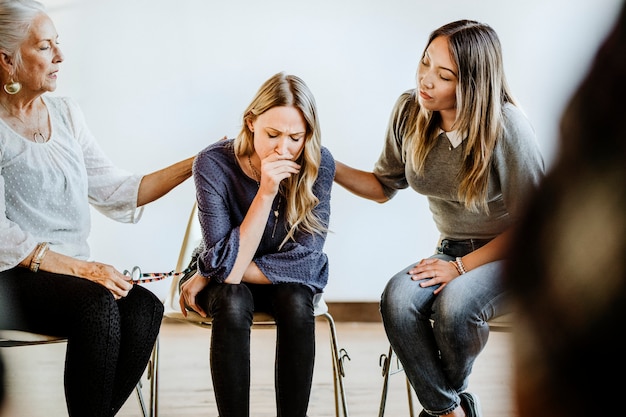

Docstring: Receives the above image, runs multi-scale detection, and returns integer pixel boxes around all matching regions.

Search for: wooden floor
[1,319,517,417]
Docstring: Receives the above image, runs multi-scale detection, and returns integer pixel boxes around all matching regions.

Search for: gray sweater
[373,90,545,240]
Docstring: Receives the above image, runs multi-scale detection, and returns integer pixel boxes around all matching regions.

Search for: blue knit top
[192,139,334,293]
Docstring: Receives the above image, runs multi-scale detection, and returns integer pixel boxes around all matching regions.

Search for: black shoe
[459,392,483,417]
[419,410,430,417]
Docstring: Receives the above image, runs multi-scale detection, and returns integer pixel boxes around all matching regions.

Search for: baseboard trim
[325,302,381,322]
[163,302,382,324]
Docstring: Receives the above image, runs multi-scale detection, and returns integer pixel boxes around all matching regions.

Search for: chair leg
[321,312,350,417]
[378,345,392,417]
[135,337,159,417]
[135,381,148,417]
[405,374,415,417]
[379,345,415,417]
[149,337,159,417]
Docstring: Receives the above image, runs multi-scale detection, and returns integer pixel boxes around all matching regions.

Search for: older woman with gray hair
[0,1,195,415]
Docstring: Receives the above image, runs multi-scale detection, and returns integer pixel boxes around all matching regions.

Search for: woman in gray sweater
[334,20,544,417]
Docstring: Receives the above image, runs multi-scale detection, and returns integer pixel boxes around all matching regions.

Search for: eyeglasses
[123,265,192,284]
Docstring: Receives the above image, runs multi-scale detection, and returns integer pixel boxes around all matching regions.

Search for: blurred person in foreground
[506,3,626,417]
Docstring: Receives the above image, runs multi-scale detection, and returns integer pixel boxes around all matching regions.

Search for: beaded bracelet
[454,257,467,274]
[30,242,49,273]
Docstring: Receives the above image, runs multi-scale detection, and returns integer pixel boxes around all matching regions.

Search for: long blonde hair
[406,20,516,213]
[234,72,326,244]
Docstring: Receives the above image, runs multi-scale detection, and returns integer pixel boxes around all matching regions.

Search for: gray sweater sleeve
[372,90,415,198]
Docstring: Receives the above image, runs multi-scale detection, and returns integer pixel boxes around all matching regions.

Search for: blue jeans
[380,244,508,416]
[197,282,315,417]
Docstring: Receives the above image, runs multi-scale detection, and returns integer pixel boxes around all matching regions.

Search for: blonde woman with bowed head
[0,1,195,415]
[334,20,544,417]
[179,72,334,417]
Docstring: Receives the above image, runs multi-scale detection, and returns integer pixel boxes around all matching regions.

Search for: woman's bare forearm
[137,156,195,207]
[334,160,389,203]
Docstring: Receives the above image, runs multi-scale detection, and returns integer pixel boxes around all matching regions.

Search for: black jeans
[0,267,163,417]
[198,282,316,417]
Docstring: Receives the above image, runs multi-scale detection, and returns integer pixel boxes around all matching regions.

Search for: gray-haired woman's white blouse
[0,96,143,271]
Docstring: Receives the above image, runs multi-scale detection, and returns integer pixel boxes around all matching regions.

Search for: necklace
[247,154,261,184]
[271,196,281,239]
[0,99,47,143]
[247,154,261,186]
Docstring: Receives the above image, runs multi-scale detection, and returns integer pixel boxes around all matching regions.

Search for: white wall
[44,0,621,301]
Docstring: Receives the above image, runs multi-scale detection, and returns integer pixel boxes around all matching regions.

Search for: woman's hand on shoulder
[408,258,460,295]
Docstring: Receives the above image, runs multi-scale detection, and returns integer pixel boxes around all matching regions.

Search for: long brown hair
[405,20,516,213]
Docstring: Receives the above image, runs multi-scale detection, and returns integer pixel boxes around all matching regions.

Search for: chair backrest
[164,202,201,319]
[175,202,201,273]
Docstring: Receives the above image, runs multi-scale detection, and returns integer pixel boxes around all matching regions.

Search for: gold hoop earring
[3,80,21,95]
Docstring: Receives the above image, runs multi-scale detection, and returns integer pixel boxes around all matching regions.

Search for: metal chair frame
[377,315,513,417]
[160,202,351,417]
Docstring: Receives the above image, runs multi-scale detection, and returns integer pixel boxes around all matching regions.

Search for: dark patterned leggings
[0,267,164,417]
